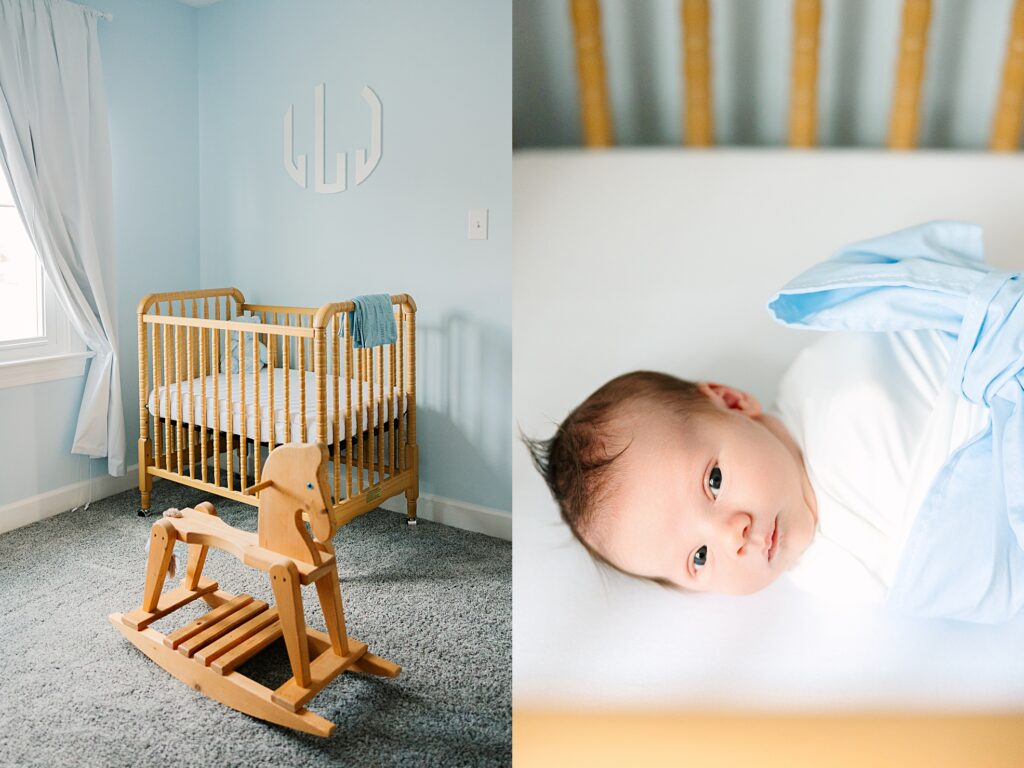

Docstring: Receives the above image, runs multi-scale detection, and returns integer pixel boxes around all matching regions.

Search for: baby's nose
[723,512,752,556]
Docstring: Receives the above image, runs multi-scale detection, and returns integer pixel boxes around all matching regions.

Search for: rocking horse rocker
[109,443,400,737]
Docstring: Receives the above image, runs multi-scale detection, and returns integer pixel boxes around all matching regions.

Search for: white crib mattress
[147,367,404,447]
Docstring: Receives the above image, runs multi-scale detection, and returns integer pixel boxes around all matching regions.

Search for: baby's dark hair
[524,371,717,585]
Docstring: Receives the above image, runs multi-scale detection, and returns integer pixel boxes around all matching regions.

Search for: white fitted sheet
[148,367,404,447]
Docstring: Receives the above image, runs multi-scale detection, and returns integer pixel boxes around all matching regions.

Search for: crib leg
[405,445,419,526]
[138,438,152,516]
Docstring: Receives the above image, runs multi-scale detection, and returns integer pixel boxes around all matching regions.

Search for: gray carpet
[0,483,511,767]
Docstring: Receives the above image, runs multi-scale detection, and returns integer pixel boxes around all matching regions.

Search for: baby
[527,371,819,596]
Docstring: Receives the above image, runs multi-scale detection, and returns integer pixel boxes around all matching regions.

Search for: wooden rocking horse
[109,443,400,737]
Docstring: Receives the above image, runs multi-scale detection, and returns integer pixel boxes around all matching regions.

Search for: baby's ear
[697,382,762,416]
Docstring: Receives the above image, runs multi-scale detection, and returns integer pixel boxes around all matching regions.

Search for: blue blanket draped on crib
[767,220,1024,623]
[349,294,397,350]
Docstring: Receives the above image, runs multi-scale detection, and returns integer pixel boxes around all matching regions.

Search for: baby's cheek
[723,566,777,596]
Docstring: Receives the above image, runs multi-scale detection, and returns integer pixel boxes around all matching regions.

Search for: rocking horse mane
[256,443,335,565]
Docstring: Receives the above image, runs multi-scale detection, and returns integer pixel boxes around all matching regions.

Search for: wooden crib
[136,288,418,529]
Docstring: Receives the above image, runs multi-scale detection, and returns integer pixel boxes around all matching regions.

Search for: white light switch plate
[468,208,488,240]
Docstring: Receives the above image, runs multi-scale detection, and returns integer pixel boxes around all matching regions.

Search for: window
[0,170,90,387]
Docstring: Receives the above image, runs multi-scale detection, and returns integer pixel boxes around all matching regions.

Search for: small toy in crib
[110,443,400,737]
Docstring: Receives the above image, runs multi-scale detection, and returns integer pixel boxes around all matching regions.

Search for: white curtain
[0,0,124,475]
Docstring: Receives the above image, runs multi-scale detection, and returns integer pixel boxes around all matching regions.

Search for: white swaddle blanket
[770,329,989,603]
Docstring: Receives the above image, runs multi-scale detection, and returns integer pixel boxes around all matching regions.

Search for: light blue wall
[198,0,512,511]
[0,0,199,506]
[514,0,1018,148]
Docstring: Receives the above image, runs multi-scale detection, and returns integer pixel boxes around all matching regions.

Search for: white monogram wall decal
[283,84,382,193]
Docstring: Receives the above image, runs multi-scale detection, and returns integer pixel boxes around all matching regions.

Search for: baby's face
[590,385,817,595]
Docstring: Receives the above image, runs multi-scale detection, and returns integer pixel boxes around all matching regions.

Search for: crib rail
[137,289,418,529]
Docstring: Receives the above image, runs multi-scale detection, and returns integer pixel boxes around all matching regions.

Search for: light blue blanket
[767,220,1024,623]
[349,294,397,350]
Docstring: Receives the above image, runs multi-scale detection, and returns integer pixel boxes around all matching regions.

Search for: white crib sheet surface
[147,367,404,446]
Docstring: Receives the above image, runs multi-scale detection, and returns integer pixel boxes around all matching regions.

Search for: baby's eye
[693,545,708,569]
[708,465,723,498]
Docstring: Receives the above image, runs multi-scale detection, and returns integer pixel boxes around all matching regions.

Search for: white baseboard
[380,493,511,541]
[0,467,512,543]
[0,464,140,536]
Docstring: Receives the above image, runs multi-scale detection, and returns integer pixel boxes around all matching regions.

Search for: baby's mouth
[767,517,779,562]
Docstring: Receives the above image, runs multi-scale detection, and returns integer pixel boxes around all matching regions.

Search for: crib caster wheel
[407,519,417,526]
[137,509,150,518]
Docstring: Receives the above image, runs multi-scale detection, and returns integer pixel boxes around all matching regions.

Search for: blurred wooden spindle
[682,0,713,146]
[789,0,821,147]
[991,0,1024,151]
[570,0,614,147]
[888,0,931,149]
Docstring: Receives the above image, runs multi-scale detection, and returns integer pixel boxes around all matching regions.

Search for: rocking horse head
[249,443,335,562]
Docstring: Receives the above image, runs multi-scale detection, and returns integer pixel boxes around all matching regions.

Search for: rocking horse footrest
[171,595,274,660]
[271,629,369,713]
[209,609,284,675]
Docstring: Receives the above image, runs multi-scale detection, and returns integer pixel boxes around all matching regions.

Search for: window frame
[0,180,91,389]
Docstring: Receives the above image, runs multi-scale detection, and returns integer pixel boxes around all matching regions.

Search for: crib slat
[682,0,713,147]
[888,0,931,149]
[570,0,613,147]
[333,314,341,502]
[300,320,308,442]
[200,302,208,482]
[214,299,221,487]
[397,311,404,472]
[407,311,416,457]
[356,339,364,492]
[789,0,821,147]
[176,324,185,476]
[364,342,372,483]
[163,320,172,473]
[390,326,397,479]
[284,316,292,444]
[240,329,248,493]
[991,0,1024,151]
[268,325,276,452]
[315,327,327,452]
[187,314,195,477]
[345,314,353,497]
[152,305,163,470]
[377,345,384,483]
[253,331,261,485]
[226,301,234,491]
